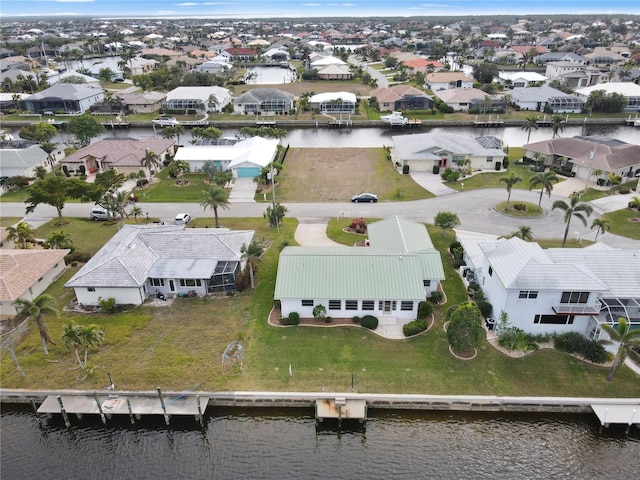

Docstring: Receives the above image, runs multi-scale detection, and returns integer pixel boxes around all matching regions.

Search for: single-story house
[0,92,29,113]
[114,91,166,114]
[0,140,64,177]
[534,52,585,65]
[61,137,175,177]
[392,132,506,172]
[457,235,640,340]
[576,82,640,113]
[65,225,255,305]
[274,217,445,323]
[370,85,433,111]
[233,88,295,115]
[163,86,232,113]
[309,55,347,69]
[498,71,547,88]
[1,249,70,318]
[21,83,104,114]
[316,63,353,80]
[174,136,279,178]
[433,88,487,112]
[128,56,158,76]
[262,48,289,63]
[523,136,640,182]
[509,86,585,113]
[424,72,474,91]
[196,59,232,75]
[221,48,258,62]
[309,91,357,113]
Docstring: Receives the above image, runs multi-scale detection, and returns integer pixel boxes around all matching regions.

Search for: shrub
[234,268,250,292]
[349,218,367,234]
[5,175,30,190]
[280,317,292,326]
[361,315,378,330]
[402,164,410,174]
[418,301,434,319]
[554,332,608,364]
[324,316,332,323]
[288,312,300,325]
[475,300,493,318]
[313,304,326,321]
[512,202,527,211]
[352,316,361,324]
[403,318,429,337]
[449,240,462,256]
[619,185,630,194]
[98,296,117,314]
[136,178,149,187]
[453,258,467,268]
[447,302,483,353]
[65,251,91,263]
[447,304,459,320]
[498,326,528,351]
[430,291,444,304]
[432,165,440,175]
[441,168,460,182]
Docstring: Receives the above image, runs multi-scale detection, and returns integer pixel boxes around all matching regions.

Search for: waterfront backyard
[2,217,639,397]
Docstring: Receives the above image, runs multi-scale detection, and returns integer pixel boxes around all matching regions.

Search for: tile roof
[63,138,175,167]
[65,225,254,288]
[0,249,69,302]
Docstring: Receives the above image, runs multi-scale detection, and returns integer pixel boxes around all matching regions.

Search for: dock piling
[56,395,71,428]
[30,398,42,426]
[157,387,170,425]
[93,392,107,425]
[126,399,135,425]
[196,395,204,427]
[626,409,637,434]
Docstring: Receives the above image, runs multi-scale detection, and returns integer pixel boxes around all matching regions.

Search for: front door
[383,301,392,314]
[169,280,175,293]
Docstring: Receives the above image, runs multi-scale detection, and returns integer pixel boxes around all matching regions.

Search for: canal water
[50,124,639,149]
[1,405,638,479]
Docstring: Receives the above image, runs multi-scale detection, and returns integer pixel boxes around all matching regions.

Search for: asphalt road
[3,188,639,248]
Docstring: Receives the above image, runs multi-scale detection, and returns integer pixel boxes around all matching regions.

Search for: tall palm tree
[521,116,538,144]
[78,324,105,369]
[529,171,559,209]
[13,294,59,356]
[162,124,184,146]
[600,317,640,381]
[590,218,610,241]
[140,149,159,178]
[129,206,144,223]
[199,186,230,227]
[62,321,83,369]
[552,194,593,248]
[550,114,565,138]
[6,221,36,249]
[240,240,264,289]
[499,172,522,208]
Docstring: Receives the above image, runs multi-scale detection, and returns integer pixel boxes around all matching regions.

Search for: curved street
[3,187,638,249]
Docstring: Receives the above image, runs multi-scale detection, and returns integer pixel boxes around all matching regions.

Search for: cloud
[175,2,199,5]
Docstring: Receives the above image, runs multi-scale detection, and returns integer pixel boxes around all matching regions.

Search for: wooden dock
[38,391,208,426]
[316,397,367,425]
[102,122,131,129]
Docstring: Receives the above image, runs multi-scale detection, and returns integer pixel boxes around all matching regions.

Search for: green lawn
[602,207,640,240]
[136,169,213,203]
[1,217,21,227]
[495,201,544,217]
[34,217,119,254]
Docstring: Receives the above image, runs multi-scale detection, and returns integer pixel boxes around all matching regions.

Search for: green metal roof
[274,246,438,300]
[367,217,434,252]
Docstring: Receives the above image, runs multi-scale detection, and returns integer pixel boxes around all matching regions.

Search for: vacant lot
[276,148,432,202]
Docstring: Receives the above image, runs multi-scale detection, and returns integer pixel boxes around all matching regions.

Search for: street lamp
[583,147,596,196]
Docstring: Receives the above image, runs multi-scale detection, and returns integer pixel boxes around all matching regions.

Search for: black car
[351,192,378,203]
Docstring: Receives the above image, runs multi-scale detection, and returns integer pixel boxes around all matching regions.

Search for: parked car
[90,207,113,221]
[174,213,191,225]
[351,192,378,203]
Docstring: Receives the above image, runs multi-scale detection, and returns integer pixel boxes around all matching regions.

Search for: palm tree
[240,240,264,289]
[199,186,230,227]
[129,206,144,223]
[513,225,533,241]
[550,114,565,138]
[629,196,640,219]
[529,171,559,209]
[607,173,622,195]
[112,190,130,228]
[600,317,640,381]
[12,294,59,356]
[62,321,84,369]
[140,150,159,178]
[44,230,73,250]
[6,221,35,249]
[590,218,610,241]
[34,165,47,180]
[78,324,105,369]
[162,124,184,146]
[499,172,522,208]
[552,194,594,248]
[521,116,538,144]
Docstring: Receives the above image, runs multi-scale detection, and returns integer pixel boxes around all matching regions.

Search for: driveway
[294,218,342,246]
[228,177,256,203]
[410,172,457,196]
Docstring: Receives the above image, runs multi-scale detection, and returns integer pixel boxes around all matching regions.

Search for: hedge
[361,315,378,330]
[554,332,608,364]
[403,318,429,337]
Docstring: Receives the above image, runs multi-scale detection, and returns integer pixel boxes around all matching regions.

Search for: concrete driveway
[229,177,256,203]
[410,171,457,196]
[294,218,342,246]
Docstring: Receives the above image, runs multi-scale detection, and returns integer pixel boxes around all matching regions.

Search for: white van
[90,207,112,221]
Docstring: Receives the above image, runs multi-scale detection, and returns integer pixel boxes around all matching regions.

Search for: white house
[457,236,640,340]
[424,72,474,91]
[576,82,640,113]
[509,86,585,113]
[65,225,255,306]
[174,136,279,178]
[274,217,445,324]
[233,88,295,115]
[391,132,506,172]
[498,71,547,88]
[1,249,69,318]
[309,91,357,113]
[545,62,602,88]
[164,86,232,113]
[21,83,104,114]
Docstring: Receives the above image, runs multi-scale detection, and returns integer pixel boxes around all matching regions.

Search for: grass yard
[135,169,213,203]
[602,208,640,240]
[34,217,120,255]
[275,148,433,202]
[1,217,21,227]
[495,201,544,217]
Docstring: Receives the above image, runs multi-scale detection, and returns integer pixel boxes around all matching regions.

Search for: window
[488,266,493,276]
[150,278,165,287]
[560,291,589,304]
[345,300,358,310]
[180,279,202,287]
[401,301,414,311]
[486,156,494,163]
[534,314,575,325]
[301,299,314,307]
[519,291,538,299]
[88,287,95,292]
[362,300,375,310]
[423,280,431,287]
[328,300,341,310]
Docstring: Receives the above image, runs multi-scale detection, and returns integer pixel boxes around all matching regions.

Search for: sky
[1,0,638,18]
